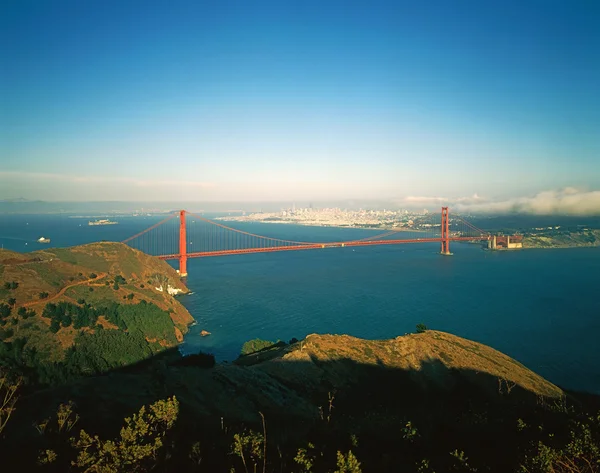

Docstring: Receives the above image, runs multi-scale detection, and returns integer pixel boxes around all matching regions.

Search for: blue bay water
[1,214,599,394]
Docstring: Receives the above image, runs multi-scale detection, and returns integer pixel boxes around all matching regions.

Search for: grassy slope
[0,242,194,358]
[524,229,600,248]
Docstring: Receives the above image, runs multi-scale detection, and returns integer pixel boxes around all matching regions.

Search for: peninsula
[0,242,194,379]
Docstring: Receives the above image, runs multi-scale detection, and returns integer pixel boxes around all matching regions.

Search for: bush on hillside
[175,352,216,368]
[240,338,278,356]
[416,323,428,333]
[0,304,11,319]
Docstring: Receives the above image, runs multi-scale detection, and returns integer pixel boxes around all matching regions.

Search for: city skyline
[1,0,599,211]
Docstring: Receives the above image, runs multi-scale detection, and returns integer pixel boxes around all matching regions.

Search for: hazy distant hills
[0,199,404,214]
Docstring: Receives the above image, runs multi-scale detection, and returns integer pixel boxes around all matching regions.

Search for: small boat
[37,236,51,243]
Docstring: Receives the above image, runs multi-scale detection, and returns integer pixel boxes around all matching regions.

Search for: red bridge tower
[440,206,451,255]
[179,210,188,277]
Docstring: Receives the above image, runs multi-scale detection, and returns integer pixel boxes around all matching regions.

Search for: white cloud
[396,189,600,215]
[455,188,600,215]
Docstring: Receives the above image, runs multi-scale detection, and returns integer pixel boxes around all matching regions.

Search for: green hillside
[0,243,194,385]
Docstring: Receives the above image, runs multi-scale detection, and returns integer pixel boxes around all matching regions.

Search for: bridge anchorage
[123,207,495,276]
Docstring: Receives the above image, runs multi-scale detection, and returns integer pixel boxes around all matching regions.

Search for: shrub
[89,273,97,279]
[0,303,11,318]
[39,292,49,299]
[0,327,14,339]
[416,323,428,333]
[176,352,216,368]
[7,298,16,307]
[49,319,61,333]
[240,339,278,356]
[77,299,86,305]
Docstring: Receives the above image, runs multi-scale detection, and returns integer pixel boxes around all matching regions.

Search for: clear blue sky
[1,0,599,204]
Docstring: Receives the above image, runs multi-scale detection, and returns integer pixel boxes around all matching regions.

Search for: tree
[7,298,16,307]
[70,397,179,471]
[10,281,18,290]
[0,369,21,435]
[416,323,428,333]
[240,339,278,356]
[89,273,97,279]
[334,451,362,473]
[0,303,11,318]
[39,292,49,299]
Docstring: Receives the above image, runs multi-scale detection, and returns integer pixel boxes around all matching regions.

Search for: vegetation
[0,331,599,472]
[416,323,428,333]
[240,338,279,356]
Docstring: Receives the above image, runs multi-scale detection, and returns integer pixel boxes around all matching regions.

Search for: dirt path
[21,272,108,308]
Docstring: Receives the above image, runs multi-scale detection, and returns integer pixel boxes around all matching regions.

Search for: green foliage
[127,293,135,300]
[0,303,11,319]
[14,307,34,320]
[520,416,600,473]
[39,291,49,299]
[43,302,99,329]
[0,369,21,435]
[231,429,264,473]
[89,273,97,279]
[114,275,127,285]
[402,421,419,442]
[117,303,177,346]
[240,338,278,356]
[334,450,362,473]
[68,329,153,373]
[295,442,318,472]
[70,396,179,472]
[0,328,14,339]
[3,281,18,290]
[113,282,120,290]
[7,298,16,307]
[416,323,428,333]
[175,352,216,368]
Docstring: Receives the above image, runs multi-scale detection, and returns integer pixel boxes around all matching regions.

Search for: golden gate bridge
[123,207,491,276]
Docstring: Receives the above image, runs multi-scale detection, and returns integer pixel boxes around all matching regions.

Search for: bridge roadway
[157,236,487,260]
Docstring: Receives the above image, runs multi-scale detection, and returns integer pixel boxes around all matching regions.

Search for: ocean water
[1,214,600,394]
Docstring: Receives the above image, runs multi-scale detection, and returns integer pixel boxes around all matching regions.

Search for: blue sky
[1,0,599,205]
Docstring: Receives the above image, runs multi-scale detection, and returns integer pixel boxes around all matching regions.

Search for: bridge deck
[157,236,487,260]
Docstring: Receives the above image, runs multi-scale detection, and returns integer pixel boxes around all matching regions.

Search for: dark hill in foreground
[5,330,597,472]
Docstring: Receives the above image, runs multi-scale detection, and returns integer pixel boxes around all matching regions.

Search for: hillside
[524,229,600,248]
[5,330,595,473]
[0,242,194,382]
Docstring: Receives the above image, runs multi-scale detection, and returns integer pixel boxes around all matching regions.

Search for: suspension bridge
[122,207,492,276]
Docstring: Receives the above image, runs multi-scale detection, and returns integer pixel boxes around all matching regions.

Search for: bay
[1,213,599,394]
